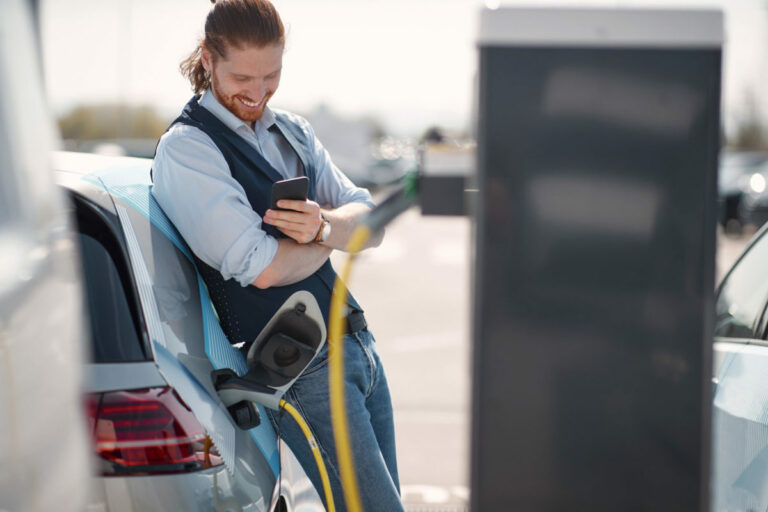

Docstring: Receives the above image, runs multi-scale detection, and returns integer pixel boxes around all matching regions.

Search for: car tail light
[87,386,223,475]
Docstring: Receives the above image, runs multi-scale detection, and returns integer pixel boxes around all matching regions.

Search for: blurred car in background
[718,151,768,233]
[305,105,415,188]
[0,1,92,511]
[712,222,768,510]
[737,161,768,231]
[54,151,324,512]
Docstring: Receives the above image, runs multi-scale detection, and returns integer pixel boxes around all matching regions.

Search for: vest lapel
[273,114,317,200]
[185,98,284,183]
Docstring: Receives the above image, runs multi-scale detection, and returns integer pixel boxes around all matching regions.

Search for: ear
[201,45,212,72]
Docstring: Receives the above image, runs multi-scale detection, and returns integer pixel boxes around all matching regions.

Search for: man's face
[202,43,283,123]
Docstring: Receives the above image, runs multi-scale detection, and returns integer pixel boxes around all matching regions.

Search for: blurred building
[305,104,416,188]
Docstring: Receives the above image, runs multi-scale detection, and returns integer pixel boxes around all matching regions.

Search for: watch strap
[313,216,329,243]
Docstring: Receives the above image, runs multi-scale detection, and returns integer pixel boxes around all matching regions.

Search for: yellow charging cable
[327,225,372,512]
[277,225,376,512]
[328,176,418,512]
[279,399,335,512]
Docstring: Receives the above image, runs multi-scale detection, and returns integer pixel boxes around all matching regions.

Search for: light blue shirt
[151,90,375,287]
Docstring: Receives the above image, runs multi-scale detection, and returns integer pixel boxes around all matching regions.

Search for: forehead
[218,43,284,75]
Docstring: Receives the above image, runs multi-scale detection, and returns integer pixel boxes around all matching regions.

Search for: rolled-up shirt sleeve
[289,115,376,209]
[151,124,278,287]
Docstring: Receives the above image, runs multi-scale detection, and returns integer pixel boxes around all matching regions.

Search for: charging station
[471,8,722,511]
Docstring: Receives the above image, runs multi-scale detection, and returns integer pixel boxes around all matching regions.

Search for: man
[150,1,403,510]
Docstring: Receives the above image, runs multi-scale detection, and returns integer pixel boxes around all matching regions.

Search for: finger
[263,210,300,226]
[265,209,311,224]
[265,211,322,236]
[264,217,306,230]
[275,199,307,212]
[268,217,319,241]
[277,199,320,214]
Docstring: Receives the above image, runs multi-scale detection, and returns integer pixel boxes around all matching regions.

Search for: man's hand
[263,199,323,244]
[264,200,383,251]
[253,201,384,289]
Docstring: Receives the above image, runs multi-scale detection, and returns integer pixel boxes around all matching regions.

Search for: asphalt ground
[331,206,759,511]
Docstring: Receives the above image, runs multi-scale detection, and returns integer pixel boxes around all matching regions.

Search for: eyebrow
[230,67,281,80]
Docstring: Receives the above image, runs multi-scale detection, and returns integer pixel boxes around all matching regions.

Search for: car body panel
[712,224,768,511]
[86,362,167,393]
[97,466,269,512]
[712,340,768,511]
[109,181,280,475]
[55,151,327,511]
[0,1,91,511]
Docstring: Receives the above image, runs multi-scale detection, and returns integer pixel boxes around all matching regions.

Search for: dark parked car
[712,221,768,510]
[718,151,768,233]
[54,151,324,512]
[736,161,768,230]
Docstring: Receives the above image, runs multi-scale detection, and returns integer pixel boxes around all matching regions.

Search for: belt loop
[345,310,367,334]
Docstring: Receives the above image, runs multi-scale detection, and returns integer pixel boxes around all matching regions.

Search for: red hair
[180,0,285,94]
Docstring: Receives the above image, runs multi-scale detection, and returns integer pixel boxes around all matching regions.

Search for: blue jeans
[267,329,403,512]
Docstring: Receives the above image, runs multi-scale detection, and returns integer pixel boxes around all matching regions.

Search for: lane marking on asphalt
[451,486,470,501]
[402,485,469,504]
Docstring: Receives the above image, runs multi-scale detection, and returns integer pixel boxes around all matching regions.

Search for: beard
[210,71,271,123]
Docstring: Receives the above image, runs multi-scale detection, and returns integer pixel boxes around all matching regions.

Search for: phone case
[271,177,309,210]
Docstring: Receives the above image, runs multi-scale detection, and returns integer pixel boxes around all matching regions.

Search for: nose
[252,80,269,102]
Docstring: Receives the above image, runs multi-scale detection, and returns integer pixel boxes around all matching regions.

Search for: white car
[55,150,325,512]
[712,222,768,510]
[0,1,92,511]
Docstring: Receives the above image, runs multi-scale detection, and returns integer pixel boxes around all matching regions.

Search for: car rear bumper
[87,466,272,512]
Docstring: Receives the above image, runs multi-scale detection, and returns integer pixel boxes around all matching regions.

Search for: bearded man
[150,1,403,510]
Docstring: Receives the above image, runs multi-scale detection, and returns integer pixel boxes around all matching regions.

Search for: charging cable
[328,172,419,512]
[279,399,335,511]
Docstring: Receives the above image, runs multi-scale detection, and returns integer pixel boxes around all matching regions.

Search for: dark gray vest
[165,95,361,345]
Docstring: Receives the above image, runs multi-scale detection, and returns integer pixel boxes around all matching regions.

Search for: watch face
[321,220,331,242]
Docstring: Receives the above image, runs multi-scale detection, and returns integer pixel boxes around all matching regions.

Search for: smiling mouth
[238,96,264,109]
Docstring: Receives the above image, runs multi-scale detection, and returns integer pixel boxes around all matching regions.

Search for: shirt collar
[199,89,277,133]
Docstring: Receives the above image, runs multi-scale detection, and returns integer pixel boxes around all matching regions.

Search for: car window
[715,229,768,339]
[74,200,147,362]
[120,202,206,358]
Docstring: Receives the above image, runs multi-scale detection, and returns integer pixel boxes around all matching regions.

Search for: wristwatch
[313,215,331,243]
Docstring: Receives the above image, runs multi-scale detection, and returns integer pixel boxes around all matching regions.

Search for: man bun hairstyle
[180,0,285,94]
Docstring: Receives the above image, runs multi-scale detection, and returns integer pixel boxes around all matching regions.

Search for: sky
[40,0,768,137]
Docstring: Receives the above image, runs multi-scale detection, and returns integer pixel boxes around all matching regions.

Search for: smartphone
[270,176,309,210]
